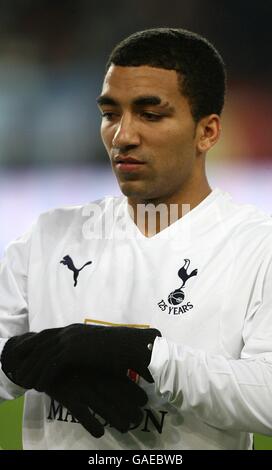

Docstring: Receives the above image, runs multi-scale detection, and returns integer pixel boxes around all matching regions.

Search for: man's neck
[127,181,212,237]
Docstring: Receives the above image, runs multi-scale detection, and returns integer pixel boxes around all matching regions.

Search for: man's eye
[101,112,116,120]
[142,112,163,121]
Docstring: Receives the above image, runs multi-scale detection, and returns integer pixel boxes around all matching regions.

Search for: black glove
[1,324,161,391]
[45,370,148,438]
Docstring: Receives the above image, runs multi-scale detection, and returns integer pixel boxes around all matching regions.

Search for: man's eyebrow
[132,95,162,106]
[96,94,172,109]
[96,95,118,106]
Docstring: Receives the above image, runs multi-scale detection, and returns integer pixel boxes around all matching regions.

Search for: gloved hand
[45,370,148,438]
[1,324,161,391]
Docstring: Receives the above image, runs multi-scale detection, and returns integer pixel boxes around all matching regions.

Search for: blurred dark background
[0,0,271,255]
[0,0,271,166]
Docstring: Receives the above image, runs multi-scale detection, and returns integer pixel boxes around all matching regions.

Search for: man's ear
[196,114,221,153]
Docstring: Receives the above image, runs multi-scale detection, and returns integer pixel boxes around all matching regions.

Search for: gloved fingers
[56,400,105,438]
[48,377,140,433]
[16,334,90,389]
[11,328,61,357]
[102,378,146,428]
[88,386,143,431]
[65,372,147,410]
[123,377,148,406]
[13,342,63,390]
[80,376,146,431]
[7,331,62,387]
[100,375,148,407]
[74,385,133,433]
[1,334,37,377]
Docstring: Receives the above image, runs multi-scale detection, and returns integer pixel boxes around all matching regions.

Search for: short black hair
[106,28,226,123]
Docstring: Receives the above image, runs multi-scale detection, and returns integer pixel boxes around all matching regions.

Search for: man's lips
[113,156,146,172]
[113,156,145,164]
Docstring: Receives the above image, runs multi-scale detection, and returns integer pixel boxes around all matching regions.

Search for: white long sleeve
[149,339,272,435]
[0,229,32,401]
[149,257,272,435]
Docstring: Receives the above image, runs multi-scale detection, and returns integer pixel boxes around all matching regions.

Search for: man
[0,28,272,450]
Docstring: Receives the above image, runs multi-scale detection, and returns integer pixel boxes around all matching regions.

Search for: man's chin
[118,181,150,200]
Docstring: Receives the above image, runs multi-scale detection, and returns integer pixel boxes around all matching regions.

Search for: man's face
[98,65,199,203]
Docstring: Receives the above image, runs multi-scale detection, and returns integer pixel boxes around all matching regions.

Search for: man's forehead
[101,64,180,98]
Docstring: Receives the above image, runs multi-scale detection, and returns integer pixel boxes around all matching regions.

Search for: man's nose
[112,114,140,148]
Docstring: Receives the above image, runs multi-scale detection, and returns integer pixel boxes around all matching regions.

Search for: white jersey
[0,187,272,450]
